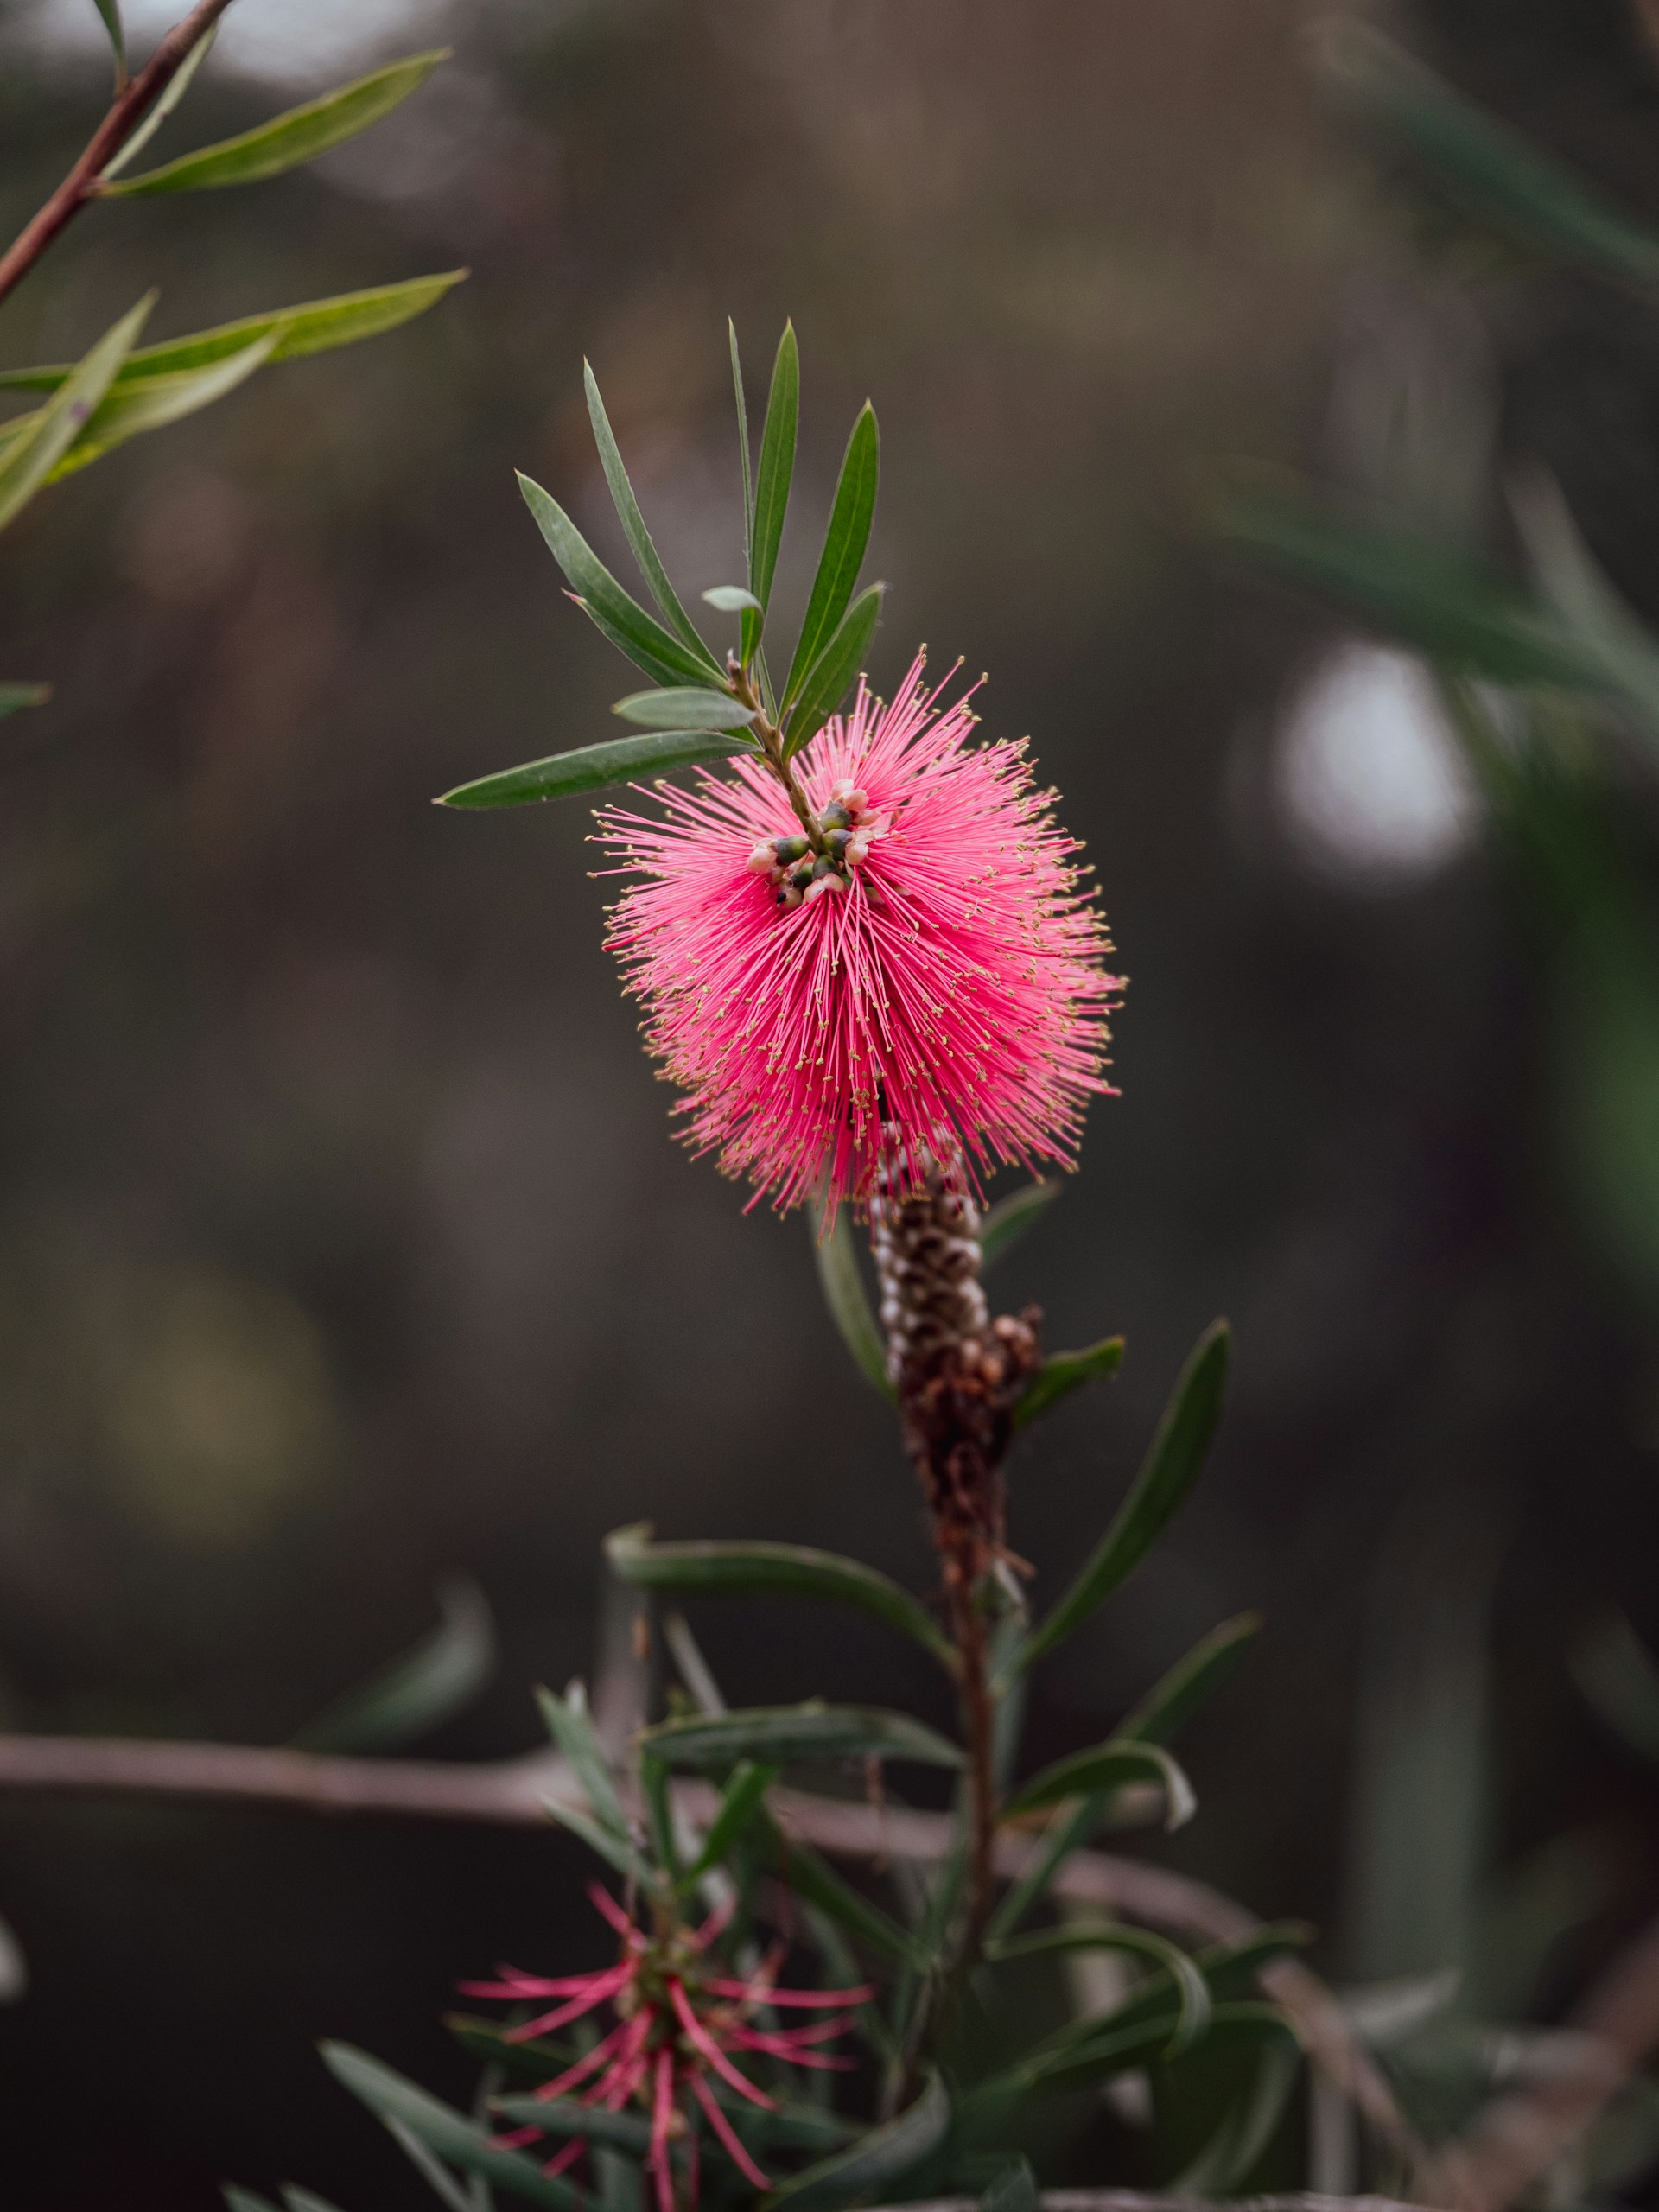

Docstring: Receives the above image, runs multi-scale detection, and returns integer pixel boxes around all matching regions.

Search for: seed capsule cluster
[746,780,890,909]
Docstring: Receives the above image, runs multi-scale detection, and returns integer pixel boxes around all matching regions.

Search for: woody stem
[728,665,827,854]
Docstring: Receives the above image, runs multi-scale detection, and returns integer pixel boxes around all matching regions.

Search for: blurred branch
[1421,1906,1659,2212]
[865,2200,1424,2212]
[0,0,239,310]
[0,1727,1423,2171]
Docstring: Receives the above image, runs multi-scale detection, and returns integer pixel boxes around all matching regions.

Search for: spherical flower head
[595,653,1123,1217]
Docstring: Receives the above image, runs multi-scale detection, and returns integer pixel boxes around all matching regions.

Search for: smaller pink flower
[462,1883,871,2210]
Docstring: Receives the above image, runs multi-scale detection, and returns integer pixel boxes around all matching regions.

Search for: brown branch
[0,1726,1423,2174]
[0,0,243,311]
[1418,1906,1659,2212]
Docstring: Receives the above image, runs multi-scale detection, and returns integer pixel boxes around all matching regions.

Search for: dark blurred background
[3,0,1659,2203]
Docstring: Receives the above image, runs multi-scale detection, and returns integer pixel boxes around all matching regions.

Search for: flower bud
[748,841,780,873]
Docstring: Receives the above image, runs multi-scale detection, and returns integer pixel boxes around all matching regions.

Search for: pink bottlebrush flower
[596,653,1122,1217]
[464,1883,871,2209]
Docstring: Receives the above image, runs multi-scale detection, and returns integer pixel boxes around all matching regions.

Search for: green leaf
[1219,474,1607,691]
[783,583,884,760]
[100,50,448,196]
[436,729,752,810]
[980,1179,1062,1269]
[782,403,879,706]
[1173,2041,1301,2196]
[444,2012,580,2082]
[224,2192,281,2212]
[978,2158,1039,2212]
[1014,1335,1124,1429]
[90,0,125,78]
[543,1794,644,1883]
[1002,1738,1195,1827]
[683,1760,779,1885]
[612,688,752,731]
[0,274,468,392]
[744,323,798,665]
[320,2043,583,2210]
[584,361,720,668]
[762,1821,919,1967]
[282,2191,350,2212]
[763,2069,949,2212]
[1195,1923,1316,2003]
[1039,2000,1294,2098]
[1508,468,1659,753]
[988,1921,1211,2056]
[101,23,215,179]
[1117,1611,1263,1746]
[292,1577,496,1753]
[642,1700,963,1772]
[0,293,153,533]
[491,2099,652,2155]
[0,1910,26,2002]
[703,584,761,613]
[810,1204,894,1402]
[1320,21,1659,294]
[663,1608,727,1715]
[385,2119,494,2212]
[536,1680,632,1841]
[0,683,49,720]
[41,328,280,482]
[516,473,721,690]
[1016,1319,1230,1676]
[605,1524,950,1666]
[729,321,753,571]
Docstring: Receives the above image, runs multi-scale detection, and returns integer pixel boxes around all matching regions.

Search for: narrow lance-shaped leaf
[437,729,753,811]
[0,293,154,533]
[1508,467,1659,753]
[584,361,721,668]
[811,1204,894,1402]
[90,0,125,80]
[0,683,49,721]
[292,1577,496,1754]
[1002,1737,1196,1827]
[760,1815,920,1967]
[606,1525,950,1666]
[320,2043,583,2211]
[100,50,448,196]
[612,688,752,732]
[987,1921,1211,2056]
[1014,1334,1124,1429]
[1219,472,1605,691]
[783,583,884,760]
[1320,20,1659,295]
[742,321,798,667]
[729,320,753,569]
[980,2162,1039,2212]
[283,2191,351,2212]
[783,401,879,705]
[1015,1319,1230,1676]
[980,1179,1062,1270]
[702,584,761,614]
[1117,1610,1262,1746]
[643,1700,964,1772]
[683,1760,779,1885]
[42,328,281,482]
[764,2069,950,2212]
[489,2098,652,2154]
[536,1680,632,1842]
[101,22,216,179]
[0,274,469,391]
[224,2191,281,2212]
[517,473,719,690]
